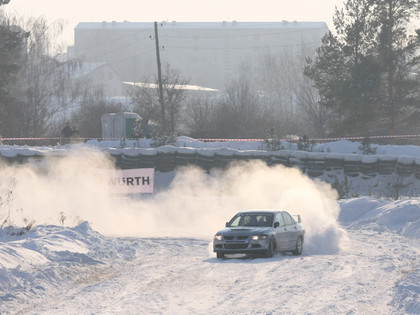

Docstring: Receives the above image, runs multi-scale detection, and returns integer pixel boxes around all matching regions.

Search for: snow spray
[4,149,347,255]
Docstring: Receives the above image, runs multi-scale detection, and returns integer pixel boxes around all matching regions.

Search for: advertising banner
[97,168,154,194]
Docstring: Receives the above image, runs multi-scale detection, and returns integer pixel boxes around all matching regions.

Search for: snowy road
[13,230,419,315]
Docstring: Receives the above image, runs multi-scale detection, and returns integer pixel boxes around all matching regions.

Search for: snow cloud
[2,149,347,255]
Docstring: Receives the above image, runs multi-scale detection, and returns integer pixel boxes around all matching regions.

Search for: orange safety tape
[0,135,420,142]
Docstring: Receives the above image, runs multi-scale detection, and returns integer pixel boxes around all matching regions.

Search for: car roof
[237,210,279,214]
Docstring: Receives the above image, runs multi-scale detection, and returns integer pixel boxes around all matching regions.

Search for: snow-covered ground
[0,138,419,314]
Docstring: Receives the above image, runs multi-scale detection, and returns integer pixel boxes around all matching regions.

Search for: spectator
[61,123,74,138]
[61,123,77,144]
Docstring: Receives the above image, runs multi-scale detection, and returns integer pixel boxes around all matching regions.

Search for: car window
[282,212,293,226]
[275,213,285,226]
[256,214,273,227]
[228,213,274,227]
[243,215,254,226]
[229,215,242,227]
[287,212,296,224]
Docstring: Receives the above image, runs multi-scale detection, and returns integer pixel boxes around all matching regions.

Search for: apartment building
[73,21,328,90]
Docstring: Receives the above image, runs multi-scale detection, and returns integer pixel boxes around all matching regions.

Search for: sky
[3,0,345,45]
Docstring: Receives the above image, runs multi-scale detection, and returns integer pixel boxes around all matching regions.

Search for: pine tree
[373,0,420,135]
[305,0,380,135]
[305,0,420,136]
[0,1,27,137]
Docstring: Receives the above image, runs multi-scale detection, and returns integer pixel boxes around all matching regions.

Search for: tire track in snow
[14,232,419,315]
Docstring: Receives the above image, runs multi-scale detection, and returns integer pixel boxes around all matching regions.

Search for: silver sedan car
[213,210,305,259]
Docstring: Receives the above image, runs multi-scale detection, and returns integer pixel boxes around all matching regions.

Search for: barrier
[344,155,362,177]
[360,156,379,178]
[2,139,420,181]
[3,144,420,198]
[109,149,420,181]
[0,146,417,175]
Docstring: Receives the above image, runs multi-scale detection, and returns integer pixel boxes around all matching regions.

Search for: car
[213,210,305,259]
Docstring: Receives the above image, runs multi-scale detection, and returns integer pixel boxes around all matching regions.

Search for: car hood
[216,227,272,236]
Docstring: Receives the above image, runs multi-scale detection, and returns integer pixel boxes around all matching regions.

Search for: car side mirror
[297,215,302,223]
[225,222,230,227]
[274,222,279,228]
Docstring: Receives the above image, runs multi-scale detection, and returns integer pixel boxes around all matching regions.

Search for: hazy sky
[4,0,345,44]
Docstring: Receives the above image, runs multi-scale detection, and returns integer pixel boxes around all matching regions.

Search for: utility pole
[154,21,166,135]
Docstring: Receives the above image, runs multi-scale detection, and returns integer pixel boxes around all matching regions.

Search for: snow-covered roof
[123,81,219,92]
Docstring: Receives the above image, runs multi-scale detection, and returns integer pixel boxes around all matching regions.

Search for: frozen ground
[0,139,419,314]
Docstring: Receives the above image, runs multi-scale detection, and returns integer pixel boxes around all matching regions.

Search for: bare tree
[161,65,190,134]
[0,169,14,228]
[186,68,273,139]
[183,96,216,138]
[15,17,85,137]
[257,42,323,137]
[128,64,189,136]
[296,75,333,137]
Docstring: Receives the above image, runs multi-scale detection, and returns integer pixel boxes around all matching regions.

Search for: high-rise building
[73,21,328,90]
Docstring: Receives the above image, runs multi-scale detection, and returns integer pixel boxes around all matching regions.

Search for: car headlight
[251,235,267,241]
[214,235,222,241]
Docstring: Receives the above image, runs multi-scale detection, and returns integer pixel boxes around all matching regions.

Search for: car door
[273,212,288,250]
[282,212,299,249]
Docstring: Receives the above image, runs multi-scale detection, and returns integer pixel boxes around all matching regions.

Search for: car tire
[292,237,303,256]
[216,252,225,259]
[265,238,274,258]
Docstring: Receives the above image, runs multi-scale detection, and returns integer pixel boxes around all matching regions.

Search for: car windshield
[228,213,274,227]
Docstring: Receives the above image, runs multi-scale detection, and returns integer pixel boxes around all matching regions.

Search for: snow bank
[339,197,420,238]
[339,197,420,314]
[4,136,420,158]
[392,266,420,314]
[0,221,138,309]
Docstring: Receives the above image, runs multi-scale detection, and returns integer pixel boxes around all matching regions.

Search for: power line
[74,28,152,53]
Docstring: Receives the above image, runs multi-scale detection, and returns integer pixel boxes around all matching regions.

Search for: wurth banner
[99,168,154,194]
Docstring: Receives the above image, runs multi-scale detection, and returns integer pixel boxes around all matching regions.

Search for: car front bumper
[213,238,270,255]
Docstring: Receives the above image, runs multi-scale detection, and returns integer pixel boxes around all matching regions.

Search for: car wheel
[265,238,274,258]
[216,252,225,259]
[292,237,303,256]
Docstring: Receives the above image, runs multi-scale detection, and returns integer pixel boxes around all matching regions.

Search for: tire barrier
[360,156,379,178]
[305,153,326,177]
[175,147,198,167]
[395,156,415,177]
[325,154,345,172]
[415,161,420,180]
[2,146,420,180]
[343,155,362,177]
[377,155,398,175]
